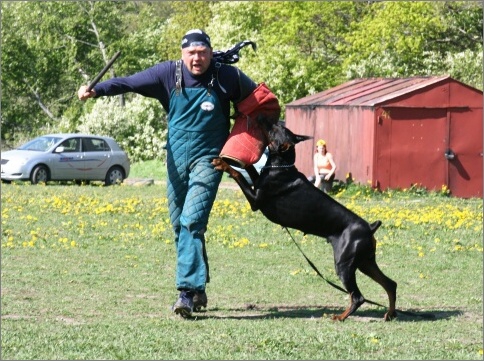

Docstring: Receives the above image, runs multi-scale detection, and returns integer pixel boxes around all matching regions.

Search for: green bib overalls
[166,66,229,292]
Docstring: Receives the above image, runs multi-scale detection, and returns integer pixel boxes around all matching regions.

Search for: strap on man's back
[175,60,182,95]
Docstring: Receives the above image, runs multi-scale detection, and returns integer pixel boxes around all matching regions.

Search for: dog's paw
[331,314,346,322]
[212,157,231,173]
[211,157,227,171]
[383,310,397,321]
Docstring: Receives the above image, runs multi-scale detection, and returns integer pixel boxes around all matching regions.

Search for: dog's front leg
[244,164,260,186]
[212,158,260,211]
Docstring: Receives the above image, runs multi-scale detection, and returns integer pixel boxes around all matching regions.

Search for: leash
[283,227,435,319]
[261,164,295,169]
[283,227,387,308]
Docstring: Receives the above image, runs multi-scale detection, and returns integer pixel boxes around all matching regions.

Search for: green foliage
[343,2,444,75]
[433,1,484,53]
[208,1,362,109]
[115,2,173,73]
[1,1,127,139]
[342,1,483,84]
[130,159,167,180]
[156,1,214,61]
[421,47,484,90]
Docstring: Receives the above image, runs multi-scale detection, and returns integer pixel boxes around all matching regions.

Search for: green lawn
[1,180,482,360]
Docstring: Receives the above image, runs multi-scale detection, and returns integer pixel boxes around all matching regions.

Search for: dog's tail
[369,220,382,234]
[369,220,382,250]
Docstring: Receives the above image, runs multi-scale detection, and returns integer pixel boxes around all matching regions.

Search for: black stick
[86,51,121,91]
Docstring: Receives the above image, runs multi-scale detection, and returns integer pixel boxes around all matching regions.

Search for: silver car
[1,134,130,185]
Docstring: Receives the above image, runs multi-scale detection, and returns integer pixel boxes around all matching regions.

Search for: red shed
[285,75,483,198]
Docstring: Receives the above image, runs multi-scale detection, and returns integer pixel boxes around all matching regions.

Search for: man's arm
[235,68,257,104]
[78,62,174,111]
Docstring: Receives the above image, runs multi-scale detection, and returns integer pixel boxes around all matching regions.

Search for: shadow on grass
[191,305,462,322]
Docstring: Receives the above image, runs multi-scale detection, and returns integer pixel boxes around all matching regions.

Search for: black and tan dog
[212,119,397,321]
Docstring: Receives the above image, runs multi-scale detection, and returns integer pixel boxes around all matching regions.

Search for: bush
[62,95,167,162]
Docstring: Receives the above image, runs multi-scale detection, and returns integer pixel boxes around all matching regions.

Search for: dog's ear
[294,134,312,144]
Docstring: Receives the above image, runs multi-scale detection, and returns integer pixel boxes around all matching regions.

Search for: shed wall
[286,106,375,183]
[285,76,483,197]
[374,107,447,192]
[448,108,483,197]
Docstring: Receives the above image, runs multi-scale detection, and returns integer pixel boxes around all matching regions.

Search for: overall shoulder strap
[175,59,182,95]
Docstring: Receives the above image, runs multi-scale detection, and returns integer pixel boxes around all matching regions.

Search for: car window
[93,139,111,151]
[59,138,80,152]
[82,138,111,152]
[18,136,62,151]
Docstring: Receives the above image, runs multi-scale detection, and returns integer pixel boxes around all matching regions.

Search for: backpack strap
[215,62,227,94]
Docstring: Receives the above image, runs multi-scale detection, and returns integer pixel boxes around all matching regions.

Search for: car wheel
[105,166,124,185]
[30,165,49,184]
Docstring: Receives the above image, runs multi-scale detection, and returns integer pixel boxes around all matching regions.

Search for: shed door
[375,108,447,191]
[447,109,483,198]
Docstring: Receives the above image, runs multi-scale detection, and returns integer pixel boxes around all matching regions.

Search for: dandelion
[230,238,250,248]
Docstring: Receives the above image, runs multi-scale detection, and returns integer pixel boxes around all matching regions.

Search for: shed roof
[286,75,464,107]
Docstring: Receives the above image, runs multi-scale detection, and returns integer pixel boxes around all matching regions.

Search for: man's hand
[78,85,96,101]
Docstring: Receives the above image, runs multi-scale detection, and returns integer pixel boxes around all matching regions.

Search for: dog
[212,119,397,321]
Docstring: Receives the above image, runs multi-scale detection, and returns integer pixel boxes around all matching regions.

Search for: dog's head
[269,122,311,151]
[256,116,311,163]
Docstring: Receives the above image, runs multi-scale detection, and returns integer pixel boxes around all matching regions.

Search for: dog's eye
[280,143,291,152]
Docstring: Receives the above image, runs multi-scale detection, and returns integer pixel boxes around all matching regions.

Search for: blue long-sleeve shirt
[93,60,257,122]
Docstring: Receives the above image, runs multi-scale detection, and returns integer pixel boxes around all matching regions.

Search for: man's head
[181,29,213,76]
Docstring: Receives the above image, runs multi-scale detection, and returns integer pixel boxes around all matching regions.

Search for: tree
[1,1,129,141]
[155,1,215,61]
[207,1,363,111]
[342,1,483,89]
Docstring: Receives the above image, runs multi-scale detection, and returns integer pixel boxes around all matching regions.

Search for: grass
[128,159,167,180]
[1,173,483,360]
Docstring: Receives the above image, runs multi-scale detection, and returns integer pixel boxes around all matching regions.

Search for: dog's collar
[261,164,295,169]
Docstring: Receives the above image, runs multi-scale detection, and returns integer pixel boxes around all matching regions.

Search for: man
[78,29,259,318]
